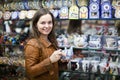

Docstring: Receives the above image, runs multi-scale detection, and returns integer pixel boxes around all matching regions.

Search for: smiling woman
[24,8,66,80]
[36,13,53,36]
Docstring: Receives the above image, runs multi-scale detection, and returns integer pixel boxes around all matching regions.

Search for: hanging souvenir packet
[103,35,117,50]
[73,34,88,48]
[88,35,102,49]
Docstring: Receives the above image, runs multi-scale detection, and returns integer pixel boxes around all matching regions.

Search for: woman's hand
[50,49,66,63]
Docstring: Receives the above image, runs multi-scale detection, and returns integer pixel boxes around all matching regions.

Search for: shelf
[59,46,120,52]
[56,18,120,20]
[59,70,120,80]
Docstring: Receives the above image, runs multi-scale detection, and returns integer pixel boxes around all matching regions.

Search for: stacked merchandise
[0,0,38,79]
[57,20,120,80]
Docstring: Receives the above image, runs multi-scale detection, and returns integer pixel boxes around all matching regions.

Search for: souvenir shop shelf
[59,70,120,80]
[1,0,120,80]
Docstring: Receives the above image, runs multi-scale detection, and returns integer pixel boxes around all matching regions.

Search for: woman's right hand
[50,49,66,63]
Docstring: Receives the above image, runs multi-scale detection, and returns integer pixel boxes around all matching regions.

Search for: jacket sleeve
[24,40,53,78]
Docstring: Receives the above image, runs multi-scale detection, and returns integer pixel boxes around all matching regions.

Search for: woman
[24,8,65,80]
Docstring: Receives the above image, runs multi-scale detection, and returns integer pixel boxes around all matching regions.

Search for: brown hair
[29,8,58,48]
[67,20,82,35]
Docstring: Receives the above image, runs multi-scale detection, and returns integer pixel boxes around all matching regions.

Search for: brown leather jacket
[24,37,59,80]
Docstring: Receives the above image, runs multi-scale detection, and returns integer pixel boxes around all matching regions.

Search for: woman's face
[37,14,53,36]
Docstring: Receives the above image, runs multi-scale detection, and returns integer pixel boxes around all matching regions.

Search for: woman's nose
[45,23,49,27]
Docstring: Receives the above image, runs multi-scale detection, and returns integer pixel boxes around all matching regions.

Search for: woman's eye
[41,22,45,24]
[48,21,52,24]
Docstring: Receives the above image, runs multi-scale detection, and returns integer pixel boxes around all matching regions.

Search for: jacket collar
[39,36,51,48]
